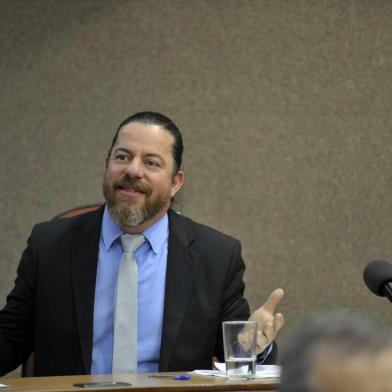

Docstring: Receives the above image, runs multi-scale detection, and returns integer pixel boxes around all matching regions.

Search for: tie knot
[121,233,145,253]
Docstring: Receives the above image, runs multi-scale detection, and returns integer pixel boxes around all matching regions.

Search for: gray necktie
[112,233,145,373]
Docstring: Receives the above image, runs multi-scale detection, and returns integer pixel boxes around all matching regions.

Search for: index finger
[262,288,284,313]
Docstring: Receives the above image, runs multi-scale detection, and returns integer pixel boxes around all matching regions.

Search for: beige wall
[1,0,392,375]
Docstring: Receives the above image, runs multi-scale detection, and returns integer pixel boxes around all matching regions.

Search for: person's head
[279,309,392,392]
[103,111,185,233]
[106,111,183,176]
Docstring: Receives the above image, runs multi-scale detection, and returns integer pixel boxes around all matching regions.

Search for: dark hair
[106,111,183,175]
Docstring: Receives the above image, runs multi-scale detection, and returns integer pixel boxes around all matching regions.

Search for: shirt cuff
[256,343,273,364]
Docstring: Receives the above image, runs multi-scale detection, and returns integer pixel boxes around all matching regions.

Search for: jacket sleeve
[0,230,37,376]
[214,240,278,364]
[214,240,250,361]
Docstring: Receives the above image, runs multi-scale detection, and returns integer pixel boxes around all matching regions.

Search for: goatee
[103,174,170,228]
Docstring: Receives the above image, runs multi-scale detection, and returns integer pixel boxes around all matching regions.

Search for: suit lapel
[159,210,198,371]
[71,207,104,373]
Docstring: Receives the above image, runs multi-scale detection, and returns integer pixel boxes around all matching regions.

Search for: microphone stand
[382,283,392,303]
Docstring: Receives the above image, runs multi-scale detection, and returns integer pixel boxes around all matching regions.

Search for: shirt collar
[101,205,169,254]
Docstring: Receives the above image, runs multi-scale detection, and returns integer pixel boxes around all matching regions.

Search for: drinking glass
[222,320,257,380]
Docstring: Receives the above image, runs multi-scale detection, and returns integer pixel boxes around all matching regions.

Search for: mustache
[113,175,152,195]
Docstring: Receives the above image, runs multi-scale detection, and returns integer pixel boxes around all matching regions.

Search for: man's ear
[170,170,185,198]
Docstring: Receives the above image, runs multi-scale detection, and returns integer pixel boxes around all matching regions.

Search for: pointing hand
[248,288,285,354]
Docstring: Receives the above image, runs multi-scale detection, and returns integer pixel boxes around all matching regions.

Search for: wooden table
[0,372,279,392]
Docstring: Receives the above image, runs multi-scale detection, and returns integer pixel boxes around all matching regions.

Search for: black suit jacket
[0,207,273,376]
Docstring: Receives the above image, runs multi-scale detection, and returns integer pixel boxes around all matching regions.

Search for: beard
[103,174,171,228]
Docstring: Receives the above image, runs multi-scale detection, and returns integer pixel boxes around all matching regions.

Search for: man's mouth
[119,191,144,201]
[117,185,144,192]
[117,186,145,196]
[113,177,152,196]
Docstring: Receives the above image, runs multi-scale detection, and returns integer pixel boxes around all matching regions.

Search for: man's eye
[145,160,160,168]
[115,154,130,161]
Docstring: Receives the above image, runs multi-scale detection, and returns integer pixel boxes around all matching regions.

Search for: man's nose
[124,158,143,178]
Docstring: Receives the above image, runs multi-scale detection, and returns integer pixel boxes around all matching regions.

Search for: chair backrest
[54,204,101,219]
[22,204,101,377]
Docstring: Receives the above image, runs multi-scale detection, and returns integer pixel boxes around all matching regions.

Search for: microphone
[363,259,392,302]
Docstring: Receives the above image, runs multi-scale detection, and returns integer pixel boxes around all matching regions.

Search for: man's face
[103,121,184,232]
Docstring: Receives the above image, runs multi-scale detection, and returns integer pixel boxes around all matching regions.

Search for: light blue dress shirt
[91,206,168,374]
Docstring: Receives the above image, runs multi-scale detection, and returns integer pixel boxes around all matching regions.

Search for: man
[0,111,284,376]
[279,309,392,392]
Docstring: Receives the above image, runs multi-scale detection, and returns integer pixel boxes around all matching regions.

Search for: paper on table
[191,362,281,379]
[0,384,8,388]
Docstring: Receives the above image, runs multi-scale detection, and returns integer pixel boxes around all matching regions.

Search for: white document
[192,362,281,378]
